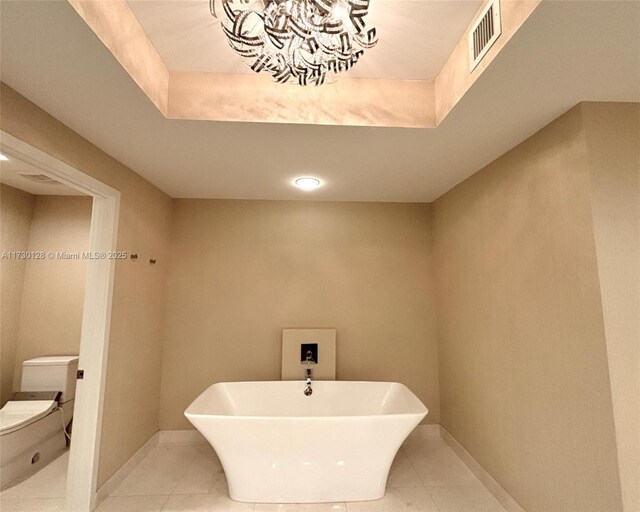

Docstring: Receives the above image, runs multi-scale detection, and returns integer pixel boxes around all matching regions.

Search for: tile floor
[0,430,506,512]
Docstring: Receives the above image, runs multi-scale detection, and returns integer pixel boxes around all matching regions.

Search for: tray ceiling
[126,0,483,80]
[1,1,637,201]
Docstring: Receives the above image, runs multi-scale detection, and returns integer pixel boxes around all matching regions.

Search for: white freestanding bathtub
[185,381,427,503]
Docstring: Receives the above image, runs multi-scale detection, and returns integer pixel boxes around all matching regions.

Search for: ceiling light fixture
[210,0,378,86]
[0,153,9,161]
[294,177,322,190]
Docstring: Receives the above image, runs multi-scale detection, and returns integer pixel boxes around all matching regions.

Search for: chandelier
[210,0,378,86]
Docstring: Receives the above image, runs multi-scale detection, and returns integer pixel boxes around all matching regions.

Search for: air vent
[19,173,62,185]
[469,0,501,72]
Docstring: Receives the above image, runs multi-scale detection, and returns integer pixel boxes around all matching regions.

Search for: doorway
[1,131,120,511]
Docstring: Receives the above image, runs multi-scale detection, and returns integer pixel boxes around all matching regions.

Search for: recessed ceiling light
[0,153,8,161]
[294,177,322,191]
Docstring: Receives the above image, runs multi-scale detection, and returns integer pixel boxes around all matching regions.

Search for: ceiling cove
[67,0,540,128]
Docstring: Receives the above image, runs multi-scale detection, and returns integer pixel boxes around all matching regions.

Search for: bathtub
[184,381,427,503]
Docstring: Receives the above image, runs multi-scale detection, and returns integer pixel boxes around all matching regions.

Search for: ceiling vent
[469,0,501,72]
[19,173,62,185]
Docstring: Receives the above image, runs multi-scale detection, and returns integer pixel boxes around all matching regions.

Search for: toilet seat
[0,400,57,436]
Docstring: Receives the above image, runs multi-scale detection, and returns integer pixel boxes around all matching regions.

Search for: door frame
[1,131,120,511]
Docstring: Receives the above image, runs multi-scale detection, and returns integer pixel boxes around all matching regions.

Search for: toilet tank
[21,356,79,404]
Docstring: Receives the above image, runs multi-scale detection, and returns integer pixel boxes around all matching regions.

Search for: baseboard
[94,432,159,508]
[158,429,207,444]
[440,427,526,512]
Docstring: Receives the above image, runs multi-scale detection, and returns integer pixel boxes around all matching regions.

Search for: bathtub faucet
[304,368,313,396]
[304,367,313,396]
[303,349,315,396]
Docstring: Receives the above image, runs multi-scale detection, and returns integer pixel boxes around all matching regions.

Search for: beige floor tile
[173,449,226,495]
[254,504,346,511]
[401,427,442,450]
[405,443,478,487]
[95,495,169,512]
[112,444,200,496]
[94,436,507,512]
[160,494,253,511]
[188,443,223,469]
[0,452,69,499]
[402,436,449,453]
[0,499,66,512]
[427,485,506,512]
[346,487,439,512]
[386,449,422,488]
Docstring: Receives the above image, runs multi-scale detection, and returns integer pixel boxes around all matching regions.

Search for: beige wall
[159,199,440,429]
[2,81,635,510]
[0,184,35,407]
[583,103,640,512]
[13,195,92,387]
[0,83,173,487]
[432,105,624,511]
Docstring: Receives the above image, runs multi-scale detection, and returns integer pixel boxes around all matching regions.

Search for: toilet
[0,355,79,490]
